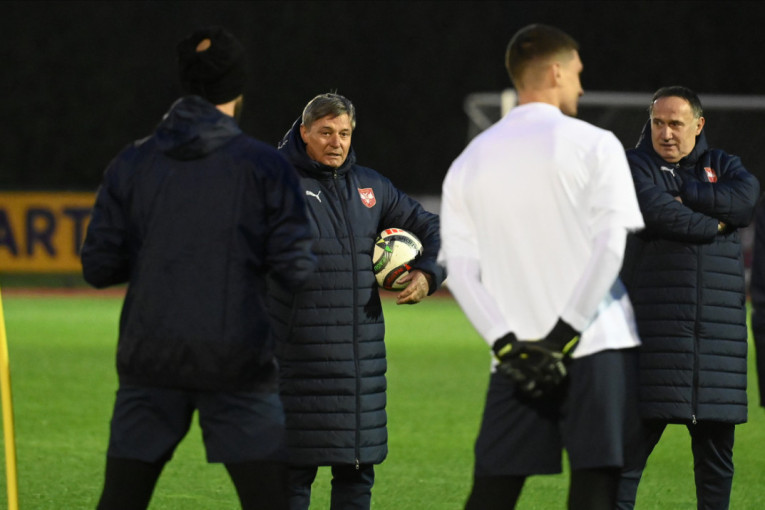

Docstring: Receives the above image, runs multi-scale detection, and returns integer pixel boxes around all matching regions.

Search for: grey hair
[301,93,357,130]
[650,86,704,119]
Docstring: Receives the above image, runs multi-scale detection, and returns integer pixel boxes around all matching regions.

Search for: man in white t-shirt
[439,24,645,510]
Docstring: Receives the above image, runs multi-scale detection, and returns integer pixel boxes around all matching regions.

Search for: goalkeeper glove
[542,318,580,355]
[491,319,580,398]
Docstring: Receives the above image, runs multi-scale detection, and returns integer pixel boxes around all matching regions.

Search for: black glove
[542,318,580,355]
[491,319,580,398]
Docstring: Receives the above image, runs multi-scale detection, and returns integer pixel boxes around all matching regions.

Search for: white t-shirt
[439,102,645,358]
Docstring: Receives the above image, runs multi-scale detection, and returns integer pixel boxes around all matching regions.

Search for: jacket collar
[155,96,242,161]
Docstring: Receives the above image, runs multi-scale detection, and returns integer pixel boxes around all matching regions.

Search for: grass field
[0,292,763,509]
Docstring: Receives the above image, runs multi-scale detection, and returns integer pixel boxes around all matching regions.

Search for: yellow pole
[0,287,19,510]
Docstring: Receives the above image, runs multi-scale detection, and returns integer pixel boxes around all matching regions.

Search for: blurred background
[1,0,764,279]
[3,0,764,193]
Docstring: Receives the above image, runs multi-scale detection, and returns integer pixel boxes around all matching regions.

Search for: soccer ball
[372,228,423,291]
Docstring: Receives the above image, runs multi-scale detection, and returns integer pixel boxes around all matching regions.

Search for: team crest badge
[704,167,718,182]
[358,188,376,208]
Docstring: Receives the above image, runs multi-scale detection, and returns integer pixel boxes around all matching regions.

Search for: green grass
[0,294,763,508]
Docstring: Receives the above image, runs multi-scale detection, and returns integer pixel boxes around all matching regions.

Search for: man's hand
[543,318,580,354]
[395,269,432,304]
[491,319,580,398]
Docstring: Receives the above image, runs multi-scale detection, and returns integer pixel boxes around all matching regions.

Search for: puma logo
[660,165,676,177]
[306,190,322,203]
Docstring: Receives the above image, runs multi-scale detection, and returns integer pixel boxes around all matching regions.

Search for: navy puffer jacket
[81,96,315,392]
[620,121,759,424]
[270,118,446,466]
[748,197,765,407]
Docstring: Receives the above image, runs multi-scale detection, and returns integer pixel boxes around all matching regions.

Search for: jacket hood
[277,117,357,178]
[155,95,242,160]
[634,119,709,166]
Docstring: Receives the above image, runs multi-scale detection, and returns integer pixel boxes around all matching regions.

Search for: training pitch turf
[0,292,763,509]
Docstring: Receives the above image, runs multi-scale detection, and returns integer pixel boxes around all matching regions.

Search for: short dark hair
[302,93,357,131]
[505,24,579,88]
[650,86,703,118]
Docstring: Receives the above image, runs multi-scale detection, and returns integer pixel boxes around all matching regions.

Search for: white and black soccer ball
[372,228,423,291]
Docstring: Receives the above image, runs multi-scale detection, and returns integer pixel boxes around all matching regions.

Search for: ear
[551,61,563,86]
[299,124,309,143]
[695,116,705,135]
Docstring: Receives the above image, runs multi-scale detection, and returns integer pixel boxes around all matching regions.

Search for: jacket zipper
[333,169,362,468]
[692,242,702,424]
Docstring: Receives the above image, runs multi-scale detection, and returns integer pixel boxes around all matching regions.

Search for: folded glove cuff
[492,332,518,359]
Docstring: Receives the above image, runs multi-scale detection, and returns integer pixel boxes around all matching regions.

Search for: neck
[516,88,559,109]
[216,100,236,118]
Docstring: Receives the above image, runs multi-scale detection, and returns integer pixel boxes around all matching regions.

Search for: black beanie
[177,26,246,105]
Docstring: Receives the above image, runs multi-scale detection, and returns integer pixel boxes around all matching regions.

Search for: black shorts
[473,348,638,476]
[106,385,287,464]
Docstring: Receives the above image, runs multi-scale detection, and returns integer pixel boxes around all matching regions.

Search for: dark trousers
[754,329,765,406]
[465,468,621,510]
[616,420,735,510]
[287,464,375,510]
[96,457,288,510]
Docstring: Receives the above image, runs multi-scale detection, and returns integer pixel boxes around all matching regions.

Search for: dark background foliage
[2,1,763,194]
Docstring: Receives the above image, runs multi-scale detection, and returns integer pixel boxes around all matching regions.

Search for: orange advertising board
[0,192,95,273]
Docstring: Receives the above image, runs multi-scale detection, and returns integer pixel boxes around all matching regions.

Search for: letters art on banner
[0,192,95,273]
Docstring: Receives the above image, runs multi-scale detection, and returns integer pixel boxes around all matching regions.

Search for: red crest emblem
[704,167,718,183]
[358,188,376,208]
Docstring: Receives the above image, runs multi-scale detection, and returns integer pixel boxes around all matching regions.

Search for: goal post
[461,88,765,283]
[464,90,765,179]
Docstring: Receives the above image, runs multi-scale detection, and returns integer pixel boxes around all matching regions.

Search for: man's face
[650,96,705,163]
[558,50,584,117]
[300,114,352,168]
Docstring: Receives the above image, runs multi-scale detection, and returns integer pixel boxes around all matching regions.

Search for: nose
[659,125,673,141]
[328,133,341,147]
